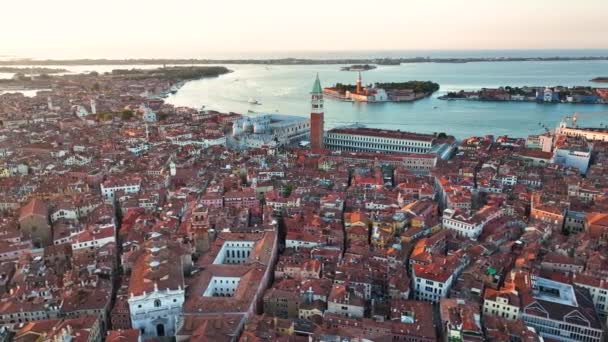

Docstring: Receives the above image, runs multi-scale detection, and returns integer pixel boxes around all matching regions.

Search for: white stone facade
[413,273,453,302]
[202,276,241,297]
[212,240,255,264]
[324,131,433,154]
[128,288,185,338]
[483,295,520,320]
[101,182,141,201]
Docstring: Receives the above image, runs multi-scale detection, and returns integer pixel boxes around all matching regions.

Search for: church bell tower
[310,74,324,150]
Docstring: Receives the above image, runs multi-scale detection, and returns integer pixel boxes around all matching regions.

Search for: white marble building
[127,238,187,338]
[128,281,185,337]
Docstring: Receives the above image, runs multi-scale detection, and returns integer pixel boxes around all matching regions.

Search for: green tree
[121,109,134,120]
[283,184,294,197]
[96,112,114,121]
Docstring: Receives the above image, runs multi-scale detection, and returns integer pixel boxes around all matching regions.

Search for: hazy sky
[2,0,607,59]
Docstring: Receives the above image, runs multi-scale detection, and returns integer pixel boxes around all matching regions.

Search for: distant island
[340,64,377,71]
[0,66,69,74]
[324,73,439,103]
[439,86,608,104]
[591,77,608,83]
[108,66,231,81]
[0,66,231,93]
[1,56,608,66]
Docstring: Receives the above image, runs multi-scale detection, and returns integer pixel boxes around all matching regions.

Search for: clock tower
[310,74,324,150]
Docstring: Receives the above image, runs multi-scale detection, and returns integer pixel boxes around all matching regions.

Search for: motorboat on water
[248,98,262,105]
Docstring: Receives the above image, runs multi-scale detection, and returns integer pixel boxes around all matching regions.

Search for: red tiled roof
[19,198,48,220]
[328,127,436,142]
[106,329,141,342]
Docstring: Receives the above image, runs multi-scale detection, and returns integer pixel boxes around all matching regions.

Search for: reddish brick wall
[310,113,324,149]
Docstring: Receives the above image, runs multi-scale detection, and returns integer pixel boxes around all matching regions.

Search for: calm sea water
[3,50,608,139]
[166,60,608,139]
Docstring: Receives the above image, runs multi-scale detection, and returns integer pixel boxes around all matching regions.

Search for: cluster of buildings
[322,72,434,102]
[229,114,310,149]
[442,85,608,104]
[0,72,607,342]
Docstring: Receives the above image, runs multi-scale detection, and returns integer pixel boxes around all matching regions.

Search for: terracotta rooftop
[128,238,185,297]
[328,127,436,142]
[19,198,48,221]
[106,329,141,342]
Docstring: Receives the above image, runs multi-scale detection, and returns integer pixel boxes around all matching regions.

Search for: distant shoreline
[0,66,231,92]
[0,67,68,74]
[1,56,608,66]
[439,85,608,105]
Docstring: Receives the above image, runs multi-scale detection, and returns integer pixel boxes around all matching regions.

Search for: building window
[154,299,161,308]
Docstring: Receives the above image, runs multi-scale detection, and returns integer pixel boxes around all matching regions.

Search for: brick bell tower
[310,73,324,150]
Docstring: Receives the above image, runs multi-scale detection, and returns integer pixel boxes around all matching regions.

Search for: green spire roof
[311,73,322,94]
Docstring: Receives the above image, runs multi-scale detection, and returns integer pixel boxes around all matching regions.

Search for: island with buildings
[340,64,377,71]
[108,66,230,81]
[1,72,608,342]
[323,72,439,102]
[591,77,608,83]
[0,66,231,95]
[439,85,608,104]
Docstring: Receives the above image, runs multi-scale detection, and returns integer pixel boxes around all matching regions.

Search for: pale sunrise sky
[2,0,607,59]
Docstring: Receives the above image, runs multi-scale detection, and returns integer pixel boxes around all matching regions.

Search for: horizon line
[3,47,608,60]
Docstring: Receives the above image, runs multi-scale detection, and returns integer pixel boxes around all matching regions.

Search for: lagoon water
[166,60,608,139]
[3,49,608,138]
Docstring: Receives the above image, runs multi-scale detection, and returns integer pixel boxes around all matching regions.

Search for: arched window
[154,299,161,308]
